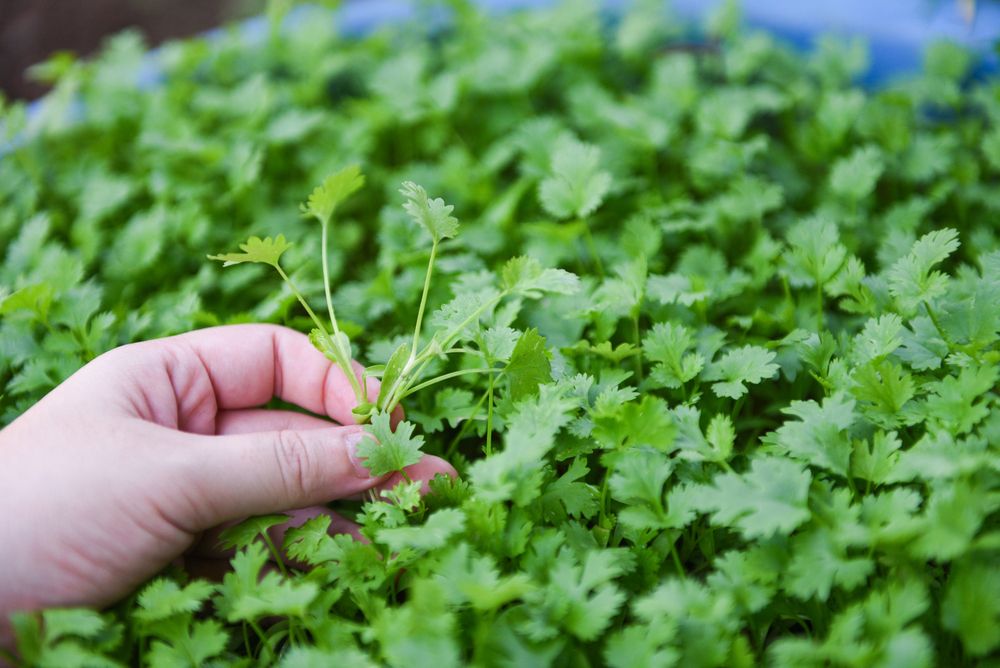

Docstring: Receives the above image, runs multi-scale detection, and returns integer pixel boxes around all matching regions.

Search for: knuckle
[273,430,317,498]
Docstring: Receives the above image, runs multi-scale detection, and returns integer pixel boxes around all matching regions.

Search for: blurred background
[0,0,260,99]
[0,0,992,100]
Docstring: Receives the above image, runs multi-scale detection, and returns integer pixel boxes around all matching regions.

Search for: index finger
[162,324,375,426]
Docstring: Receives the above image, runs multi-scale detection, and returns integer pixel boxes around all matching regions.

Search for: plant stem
[276,264,365,403]
[923,301,951,347]
[249,620,271,661]
[631,312,643,383]
[580,219,605,278]
[411,241,438,360]
[261,532,288,578]
[320,219,341,336]
[815,281,824,331]
[276,265,329,337]
[670,542,686,578]
[485,371,496,456]
[400,367,494,398]
[445,385,492,459]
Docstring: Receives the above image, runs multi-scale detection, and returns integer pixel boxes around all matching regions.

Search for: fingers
[178,425,385,529]
[215,408,335,435]
[143,324,380,426]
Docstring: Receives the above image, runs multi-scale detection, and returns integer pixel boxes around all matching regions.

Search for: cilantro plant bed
[2,1,1000,666]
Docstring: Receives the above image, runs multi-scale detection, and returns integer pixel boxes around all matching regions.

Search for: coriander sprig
[210,168,579,444]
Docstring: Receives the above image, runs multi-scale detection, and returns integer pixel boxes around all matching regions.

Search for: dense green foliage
[2,0,1000,665]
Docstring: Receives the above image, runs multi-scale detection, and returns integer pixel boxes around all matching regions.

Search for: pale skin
[0,324,456,652]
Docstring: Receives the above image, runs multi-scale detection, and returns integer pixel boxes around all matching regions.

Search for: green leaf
[852,314,904,364]
[673,406,734,464]
[500,256,581,296]
[358,412,425,476]
[941,559,1000,656]
[41,610,107,643]
[886,228,960,312]
[399,181,460,243]
[216,543,318,622]
[829,144,884,201]
[538,135,612,219]
[705,345,779,399]
[694,457,812,539]
[851,431,902,487]
[282,514,343,566]
[376,341,411,409]
[135,579,216,622]
[207,235,292,269]
[302,165,365,223]
[763,393,856,476]
[504,329,552,402]
[217,514,289,550]
[644,321,704,390]
[377,508,466,553]
[784,215,848,287]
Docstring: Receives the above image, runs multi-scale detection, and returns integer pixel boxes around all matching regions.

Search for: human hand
[0,324,455,641]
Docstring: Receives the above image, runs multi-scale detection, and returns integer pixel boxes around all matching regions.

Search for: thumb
[176,426,383,529]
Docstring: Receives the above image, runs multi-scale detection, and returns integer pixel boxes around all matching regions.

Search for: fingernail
[345,431,372,478]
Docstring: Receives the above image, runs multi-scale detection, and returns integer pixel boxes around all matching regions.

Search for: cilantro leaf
[207,235,292,269]
[501,256,581,296]
[538,135,612,219]
[504,329,552,402]
[301,165,365,223]
[694,457,812,539]
[357,412,424,477]
[886,228,960,312]
[399,181,460,243]
[705,345,779,399]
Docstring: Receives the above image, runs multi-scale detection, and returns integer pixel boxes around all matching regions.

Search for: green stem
[435,291,508,351]
[485,372,496,456]
[249,620,271,661]
[275,265,329,337]
[261,532,288,578]
[631,313,643,383]
[400,367,495,398]
[320,219,341,337]
[411,241,438,360]
[815,281,824,331]
[242,623,252,658]
[445,385,492,459]
[670,542,686,578]
[276,264,365,403]
[580,219,605,278]
[923,301,951,347]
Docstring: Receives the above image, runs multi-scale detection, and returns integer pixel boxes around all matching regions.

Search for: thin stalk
[580,219,605,278]
[249,620,271,661]
[411,241,438,360]
[445,386,492,459]
[275,265,329,337]
[485,371,496,456]
[276,264,365,402]
[242,623,252,658]
[815,281,824,331]
[631,313,643,383]
[320,219,341,336]
[400,367,494,398]
[384,291,508,412]
[261,532,288,578]
[923,301,951,347]
[670,542,686,578]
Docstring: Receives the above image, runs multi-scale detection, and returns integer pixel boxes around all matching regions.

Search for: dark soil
[0,0,256,100]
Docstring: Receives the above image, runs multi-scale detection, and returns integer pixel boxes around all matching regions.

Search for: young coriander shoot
[210,169,581,477]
